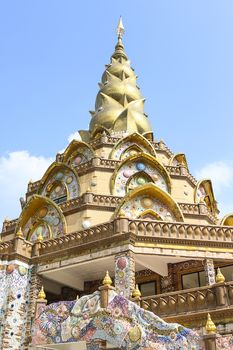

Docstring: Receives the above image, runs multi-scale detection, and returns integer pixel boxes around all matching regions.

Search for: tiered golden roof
[89,17,152,137]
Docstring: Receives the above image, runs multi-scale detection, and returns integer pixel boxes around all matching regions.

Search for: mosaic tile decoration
[0,262,31,350]
[119,195,176,221]
[67,146,94,167]
[216,335,233,350]
[115,254,135,298]
[41,167,79,202]
[22,202,65,242]
[113,160,169,196]
[111,141,151,160]
[196,185,207,203]
[32,290,201,350]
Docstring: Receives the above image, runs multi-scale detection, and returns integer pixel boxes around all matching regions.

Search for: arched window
[16,195,67,241]
[46,180,68,204]
[126,172,153,192]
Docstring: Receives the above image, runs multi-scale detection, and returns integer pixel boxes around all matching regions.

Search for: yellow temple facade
[1,18,233,350]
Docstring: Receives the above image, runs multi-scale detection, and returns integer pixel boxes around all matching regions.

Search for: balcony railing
[140,282,233,319]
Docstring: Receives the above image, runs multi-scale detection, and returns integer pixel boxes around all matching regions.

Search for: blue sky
[0,0,233,224]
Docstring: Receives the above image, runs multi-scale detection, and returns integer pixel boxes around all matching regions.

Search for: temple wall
[170,177,195,203]
[66,209,113,232]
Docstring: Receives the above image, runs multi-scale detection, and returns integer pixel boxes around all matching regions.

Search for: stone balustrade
[1,218,18,233]
[140,282,233,319]
[36,221,115,257]
[0,237,32,259]
[128,219,233,242]
[2,217,233,260]
[179,203,218,224]
[27,179,41,193]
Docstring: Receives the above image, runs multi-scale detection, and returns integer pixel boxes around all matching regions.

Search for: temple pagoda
[1,18,233,350]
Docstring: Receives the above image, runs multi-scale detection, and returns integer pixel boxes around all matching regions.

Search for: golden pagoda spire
[116,16,125,38]
[88,18,152,138]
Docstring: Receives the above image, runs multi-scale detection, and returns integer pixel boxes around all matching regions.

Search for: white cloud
[0,151,52,226]
[195,160,233,216]
[67,131,81,143]
[195,161,233,195]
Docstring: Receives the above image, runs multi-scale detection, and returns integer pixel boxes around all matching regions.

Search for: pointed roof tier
[89,18,152,137]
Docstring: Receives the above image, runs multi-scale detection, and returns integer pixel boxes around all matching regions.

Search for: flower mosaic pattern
[120,195,176,221]
[32,290,200,350]
[0,263,31,349]
[41,167,79,203]
[113,160,168,196]
[23,203,64,242]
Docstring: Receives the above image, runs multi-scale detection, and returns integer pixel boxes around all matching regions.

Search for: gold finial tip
[38,286,46,300]
[116,16,125,38]
[37,233,43,242]
[132,284,141,299]
[216,267,225,283]
[205,313,216,333]
[103,270,112,286]
[119,210,126,218]
[16,227,23,237]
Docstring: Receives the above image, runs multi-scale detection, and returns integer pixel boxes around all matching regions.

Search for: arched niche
[15,195,67,242]
[142,131,154,141]
[91,125,110,140]
[169,153,189,170]
[62,140,94,166]
[221,214,233,226]
[39,163,79,204]
[111,154,171,196]
[126,171,154,192]
[194,179,218,215]
[109,132,156,160]
[114,183,184,222]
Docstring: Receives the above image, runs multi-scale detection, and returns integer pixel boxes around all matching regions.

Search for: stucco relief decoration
[41,167,79,203]
[0,263,31,349]
[113,160,169,196]
[32,290,200,350]
[120,195,176,221]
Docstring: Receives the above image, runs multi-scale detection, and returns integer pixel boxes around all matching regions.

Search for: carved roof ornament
[102,270,112,286]
[205,313,216,334]
[215,267,225,283]
[38,286,46,300]
[132,284,141,300]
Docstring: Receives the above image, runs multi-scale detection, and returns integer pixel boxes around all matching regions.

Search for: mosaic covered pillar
[160,263,174,293]
[115,251,135,298]
[23,266,43,349]
[0,260,32,350]
[204,259,216,285]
